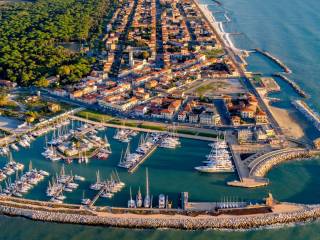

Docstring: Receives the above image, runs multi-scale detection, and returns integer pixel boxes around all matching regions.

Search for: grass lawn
[76,110,114,122]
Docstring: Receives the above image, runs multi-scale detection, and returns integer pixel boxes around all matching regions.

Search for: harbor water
[1,0,320,238]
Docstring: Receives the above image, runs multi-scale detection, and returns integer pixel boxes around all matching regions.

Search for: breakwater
[1,197,320,230]
[273,73,308,98]
[254,49,292,74]
[292,100,320,131]
[249,148,319,178]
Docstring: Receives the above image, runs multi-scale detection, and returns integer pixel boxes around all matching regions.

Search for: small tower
[128,48,134,68]
[265,192,275,207]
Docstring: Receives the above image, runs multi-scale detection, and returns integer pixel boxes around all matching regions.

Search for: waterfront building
[199,112,221,126]
[237,129,253,143]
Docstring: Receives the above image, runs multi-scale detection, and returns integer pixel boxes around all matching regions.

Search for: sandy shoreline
[269,105,305,139]
[198,3,240,53]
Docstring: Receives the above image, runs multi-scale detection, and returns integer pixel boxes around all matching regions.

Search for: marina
[0,0,319,237]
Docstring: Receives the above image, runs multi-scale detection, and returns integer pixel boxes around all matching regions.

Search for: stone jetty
[273,73,308,98]
[249,148,319,178]
[1,197,320,230]
[254,49,292,74]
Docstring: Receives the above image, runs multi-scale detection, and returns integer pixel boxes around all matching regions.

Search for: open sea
[1,0,320,239]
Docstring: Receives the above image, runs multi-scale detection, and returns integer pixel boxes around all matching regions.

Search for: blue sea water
[1,0,320,239]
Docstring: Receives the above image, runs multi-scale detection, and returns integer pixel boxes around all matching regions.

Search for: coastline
[199,3,238,51]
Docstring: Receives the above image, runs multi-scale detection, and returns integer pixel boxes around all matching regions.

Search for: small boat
[74,175,85,181]
[158,194,166,208]
[127,187,136,208]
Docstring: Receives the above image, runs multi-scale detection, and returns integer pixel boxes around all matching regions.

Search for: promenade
[69,115,218,142]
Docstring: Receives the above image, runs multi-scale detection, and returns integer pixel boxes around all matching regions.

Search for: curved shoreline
[1,197,320,230]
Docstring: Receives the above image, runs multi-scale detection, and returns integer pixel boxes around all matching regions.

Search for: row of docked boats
[46,165,85,203]
[87,170,125,203]
[0,155,24,182]
[118,133,160,169]
[195,138,235,173]
[128,168,169,209]
[0,119,72,157]
[42,119,110,163]
[113,128,138,143]
[32,119,70,137]
[1,161,49,197]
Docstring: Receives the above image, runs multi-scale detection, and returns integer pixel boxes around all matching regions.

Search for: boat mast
[146,168,149,198]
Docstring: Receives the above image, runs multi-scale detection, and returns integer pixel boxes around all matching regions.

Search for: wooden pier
[89,185,107,207]
[128,144,158,173]
[53,176,75,198]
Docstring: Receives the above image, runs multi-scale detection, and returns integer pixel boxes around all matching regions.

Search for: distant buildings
[224,94,268,125]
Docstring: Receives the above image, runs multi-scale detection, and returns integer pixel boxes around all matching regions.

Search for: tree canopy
[0,0,115,85]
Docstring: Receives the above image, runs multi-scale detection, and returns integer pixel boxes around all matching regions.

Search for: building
[255,110,268,123]
[134,105,148,116]
[145,79,158,89]
[231,116,241,126]
[254,129,268,141]
[189,113,199,123]
[237,129,253,143]
[47,103,61,113]
[178,111,187,122]
[240,105,256,119]
[168,100,182,112]
[199,112,221,125]
[161,109,174,120]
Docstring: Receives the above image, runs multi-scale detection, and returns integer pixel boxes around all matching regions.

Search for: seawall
[1,197,320,230]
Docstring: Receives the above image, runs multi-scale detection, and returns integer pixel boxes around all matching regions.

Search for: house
[70,90,84,99]
[145,79,158,89]
[168,100,182,112]
[178,111,187,122]
[161,109,174,120]
[240,105,256,119]
[134,105,148,116]
[199,112,221,125]
[255,110,268,123]
[0,80,17,88]
[254,129,268,141]
[188,113,199,123]
[51,88,68,97]
[47,103,61,112]
[231,116,241,126]
[237,129,253,143]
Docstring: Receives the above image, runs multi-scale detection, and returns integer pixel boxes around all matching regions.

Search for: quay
[69,115,217,142]
[227,131,320,188]
[0,196,320,230]
[273,73,308,98]
[254,48,292,74]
